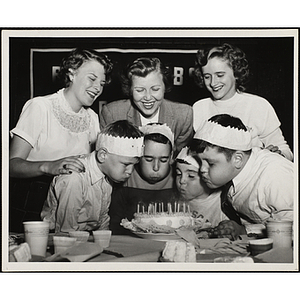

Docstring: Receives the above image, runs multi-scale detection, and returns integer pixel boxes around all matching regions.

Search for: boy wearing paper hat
[109,123,176,234]
[41,120,144,233]
[190,114,294,240]
[175,147,227,228]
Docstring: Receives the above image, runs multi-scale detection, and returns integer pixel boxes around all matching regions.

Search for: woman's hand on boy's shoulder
[41,155,86,176]
[265,144,282,156]
[209,220,246,241]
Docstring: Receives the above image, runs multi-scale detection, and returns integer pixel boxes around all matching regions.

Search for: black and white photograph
[1,28,298,275]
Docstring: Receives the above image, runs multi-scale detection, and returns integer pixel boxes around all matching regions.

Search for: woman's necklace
[52,90,91,133]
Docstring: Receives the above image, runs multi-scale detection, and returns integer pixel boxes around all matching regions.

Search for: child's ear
[96,148,108,163]
[232,151,245,169]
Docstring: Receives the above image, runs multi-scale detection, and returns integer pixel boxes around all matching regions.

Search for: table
[46,234,294,263]
[9,232,294,264]
[88,235,166,262]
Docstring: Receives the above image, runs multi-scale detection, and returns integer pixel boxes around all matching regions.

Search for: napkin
[45,242,103,262]
[175,228,202,248]
[175,227,249,256]
[254,247,293,263]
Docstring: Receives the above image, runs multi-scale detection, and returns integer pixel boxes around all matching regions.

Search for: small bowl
[69,231,89,243]
[249,238,273,256]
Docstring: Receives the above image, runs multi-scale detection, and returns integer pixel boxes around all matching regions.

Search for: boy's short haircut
[100,119,144,138]
[140,122,174,152]
[210,114,248,131]
[144,133,172,147]
[190,139,236,162]
[191,114,252,161]
[96,120,144,156]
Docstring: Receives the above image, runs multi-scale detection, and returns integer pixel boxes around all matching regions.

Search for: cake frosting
[133,212,194,229]
[121,211,194,234]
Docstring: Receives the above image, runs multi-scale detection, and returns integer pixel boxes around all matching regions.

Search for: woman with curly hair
[9,48,113,231]
[100,57,194,156]
[192,43,293,161]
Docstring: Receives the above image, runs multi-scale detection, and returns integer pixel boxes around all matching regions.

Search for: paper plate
[133,232,182,241]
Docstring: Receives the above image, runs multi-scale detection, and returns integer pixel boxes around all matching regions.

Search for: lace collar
[52,89,91,133]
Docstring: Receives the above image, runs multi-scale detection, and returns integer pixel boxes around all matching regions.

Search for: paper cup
[23,221,50,257]
[69,231,90,243]
[266,220,293,248]
[93,230,112,248]
[53,236,77,254]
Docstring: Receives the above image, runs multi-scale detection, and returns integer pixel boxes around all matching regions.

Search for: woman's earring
[69,69,75,82]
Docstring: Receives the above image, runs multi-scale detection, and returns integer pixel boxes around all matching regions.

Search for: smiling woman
[192,43,293,161]
[9,48,113,232]
[100,57,194,156]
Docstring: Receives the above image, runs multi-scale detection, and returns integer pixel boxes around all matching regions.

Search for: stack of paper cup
[266,220,293,248]
[23,221,50,257]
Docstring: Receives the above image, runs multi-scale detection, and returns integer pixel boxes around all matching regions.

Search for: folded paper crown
[194,120,252,151]
[139,123,174,147]
[96,133,144,157]
[176,147,200,169]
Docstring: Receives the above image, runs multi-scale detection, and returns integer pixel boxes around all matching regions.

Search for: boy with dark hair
[190,114,294,240]
[109,123,176,234]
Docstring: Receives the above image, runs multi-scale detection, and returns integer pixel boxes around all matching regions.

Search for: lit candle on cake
[154,203,157,214]
[183,202,186,213]
[137,203,140,214]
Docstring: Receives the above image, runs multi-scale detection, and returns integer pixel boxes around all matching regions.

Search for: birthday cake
[121,202,196,234]
[121,212,194,234]
[136,211,193,228]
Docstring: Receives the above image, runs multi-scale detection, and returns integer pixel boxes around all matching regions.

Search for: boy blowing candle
[190,114,294,240]
[109,122,176,234]
[41,120,144,233]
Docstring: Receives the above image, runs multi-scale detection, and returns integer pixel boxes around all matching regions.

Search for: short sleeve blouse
[10,89,100,161]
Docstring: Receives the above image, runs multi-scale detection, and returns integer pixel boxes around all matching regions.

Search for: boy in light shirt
[190,114,294,240]
[41,120,144,233]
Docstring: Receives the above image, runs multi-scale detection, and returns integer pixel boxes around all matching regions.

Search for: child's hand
[209,220,246,241]
[85,221,101,232]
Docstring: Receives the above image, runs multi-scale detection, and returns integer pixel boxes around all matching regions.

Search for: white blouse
[10,89,100,161]
[192,92,293,160]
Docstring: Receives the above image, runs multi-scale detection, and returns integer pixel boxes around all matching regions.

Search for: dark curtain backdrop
[9,36,294,149]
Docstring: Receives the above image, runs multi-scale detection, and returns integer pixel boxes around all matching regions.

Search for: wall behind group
[9,36,295,149]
